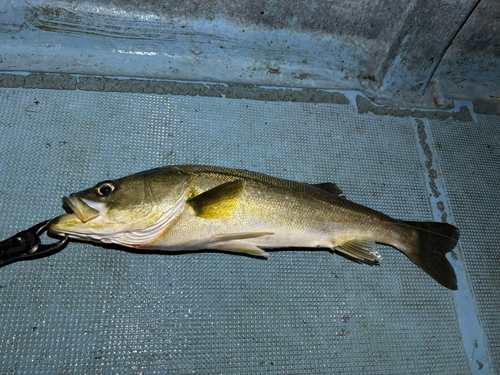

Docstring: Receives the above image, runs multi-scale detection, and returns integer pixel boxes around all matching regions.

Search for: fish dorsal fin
[310,183,345,198]
[211,241,269,257]
[187,180,243,219]
[336,238,381,263]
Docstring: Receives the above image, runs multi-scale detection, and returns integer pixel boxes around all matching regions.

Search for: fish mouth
[62,195,100,223]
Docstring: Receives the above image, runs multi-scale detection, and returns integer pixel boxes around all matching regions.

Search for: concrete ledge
[0,73,349,105]
[2,72,499,119]
[356,95,475,122]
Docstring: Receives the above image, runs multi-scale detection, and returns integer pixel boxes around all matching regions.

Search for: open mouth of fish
[62,195,100,223]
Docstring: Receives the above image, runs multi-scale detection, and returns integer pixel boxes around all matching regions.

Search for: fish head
[48,169,194,245]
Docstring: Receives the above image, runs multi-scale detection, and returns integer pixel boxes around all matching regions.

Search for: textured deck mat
[430,115,500,371]
[0,88,490,373]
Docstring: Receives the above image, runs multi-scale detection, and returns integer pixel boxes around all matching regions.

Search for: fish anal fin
[335,238,381,263]
[212,241,269,257]
[187,180,243,219]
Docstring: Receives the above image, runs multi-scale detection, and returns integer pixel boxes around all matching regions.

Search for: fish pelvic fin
[212,232,274,242]
[335,238,381,264]
[395,221,459,290]
[212,241,269,257]
[209,232,273,257]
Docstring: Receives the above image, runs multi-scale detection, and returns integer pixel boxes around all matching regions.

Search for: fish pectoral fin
[309,182,345,198]
[187,180,243,219]
[335,238,381,263]
[211,241,269,257]
[212,232,274,241]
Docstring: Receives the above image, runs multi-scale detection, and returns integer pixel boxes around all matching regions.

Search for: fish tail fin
[396,221,459,290]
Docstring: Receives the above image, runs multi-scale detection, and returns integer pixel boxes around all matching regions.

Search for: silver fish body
[49,165,459,289]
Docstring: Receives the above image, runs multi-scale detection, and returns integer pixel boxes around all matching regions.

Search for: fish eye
[96,182,115,196]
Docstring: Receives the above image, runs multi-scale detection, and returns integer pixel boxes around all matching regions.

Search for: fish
[48,165,460,290]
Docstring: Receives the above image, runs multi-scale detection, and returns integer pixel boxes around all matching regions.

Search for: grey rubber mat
[0,88,496,373]
[430,116,500,372]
